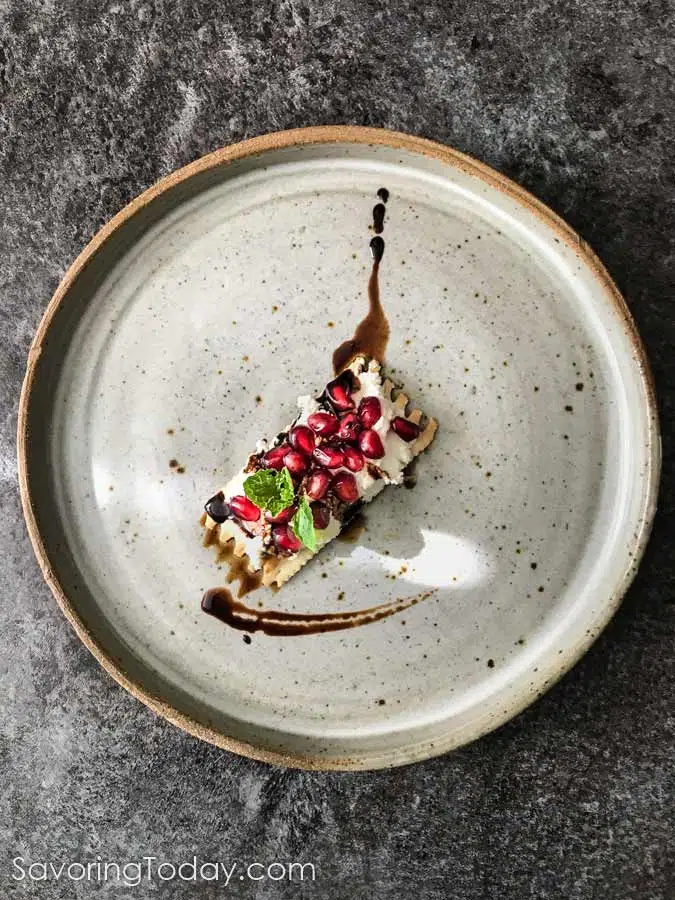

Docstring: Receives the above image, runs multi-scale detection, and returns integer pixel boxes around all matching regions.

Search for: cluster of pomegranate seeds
[215,369,424,556]
[305,382,387,472]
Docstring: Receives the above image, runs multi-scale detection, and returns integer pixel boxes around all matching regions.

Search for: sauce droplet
[369,235,385,263]
[377,187,390,204]
[372,203,386,234]
[204,491,230,524]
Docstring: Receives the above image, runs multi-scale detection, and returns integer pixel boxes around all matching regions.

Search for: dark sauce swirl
[202,588,434,636]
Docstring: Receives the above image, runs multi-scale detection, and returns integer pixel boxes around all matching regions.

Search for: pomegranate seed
[289,425,316,455]
[272,524,303,555]
[358,396,382,428]
[305,470,331,500]
[283,448,309,476]
[262,444,290,470]
[307,411,339,437]
[311,503,331,530]
[358,428,385,459]
[326,372,354,411]
[332,472,359,504]
[391,416,420,442]
[229,495,261,522]
[265,505,296,524]
[342,445,365,472]
[313,445,345,469]
[337,412,362,442]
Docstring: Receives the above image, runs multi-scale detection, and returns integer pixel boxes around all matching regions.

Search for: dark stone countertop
[1,2,673,898]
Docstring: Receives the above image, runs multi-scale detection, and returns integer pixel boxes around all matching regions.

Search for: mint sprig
[243,466,294,517]
[291,495,317,553]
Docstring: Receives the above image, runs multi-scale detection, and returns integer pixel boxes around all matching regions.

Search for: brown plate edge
[17,125,662,771]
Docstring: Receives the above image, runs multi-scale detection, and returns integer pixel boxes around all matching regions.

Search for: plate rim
[17,125,661,770]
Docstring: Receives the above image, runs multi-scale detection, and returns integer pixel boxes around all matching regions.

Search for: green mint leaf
[277,467,295,508]
[291,495,317,553]
[243,469,278,510]
[244,466,295,517]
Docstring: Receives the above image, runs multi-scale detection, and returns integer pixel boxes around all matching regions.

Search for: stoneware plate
[18,127,660,770]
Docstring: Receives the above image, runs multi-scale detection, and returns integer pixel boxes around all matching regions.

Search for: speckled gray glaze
[2,1,674,897]
[22,137,657,768]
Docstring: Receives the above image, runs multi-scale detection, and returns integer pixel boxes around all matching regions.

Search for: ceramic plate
[18,127,660,769]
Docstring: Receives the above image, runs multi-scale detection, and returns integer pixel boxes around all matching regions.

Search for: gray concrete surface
[1,1,673,897]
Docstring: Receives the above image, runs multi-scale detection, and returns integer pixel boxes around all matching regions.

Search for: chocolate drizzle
[201,588,435,636]
[332,188,391,375]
